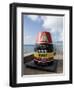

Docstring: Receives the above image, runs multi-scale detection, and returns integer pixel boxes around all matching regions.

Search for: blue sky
[23,15,64,45]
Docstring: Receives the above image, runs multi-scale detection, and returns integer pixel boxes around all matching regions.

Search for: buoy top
[36,31,52,44]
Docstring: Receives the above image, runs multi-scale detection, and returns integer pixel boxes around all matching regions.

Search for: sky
[23,14,64,45]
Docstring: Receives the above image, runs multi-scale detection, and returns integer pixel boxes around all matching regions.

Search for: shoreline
[24,52,34,57]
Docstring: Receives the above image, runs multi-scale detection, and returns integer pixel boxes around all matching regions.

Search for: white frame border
[16,7,70,84]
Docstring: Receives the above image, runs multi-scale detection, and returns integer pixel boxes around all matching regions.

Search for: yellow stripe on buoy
[34,52,54,59]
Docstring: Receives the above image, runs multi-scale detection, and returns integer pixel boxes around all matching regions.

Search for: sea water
[23,42,63,54]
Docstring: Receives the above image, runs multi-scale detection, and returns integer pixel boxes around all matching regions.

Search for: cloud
[27,15,39,21]
[27,15,63,34]
[59,32,64,41]
[25,35,31,39]
[42,16,57,28]
[24,34,35,44]
[25,15,64,42]
[40,16,64,41]
[41,16,63,33]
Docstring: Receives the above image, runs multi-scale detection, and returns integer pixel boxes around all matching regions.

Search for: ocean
[24,45,35,54]
[23,42,63,54]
